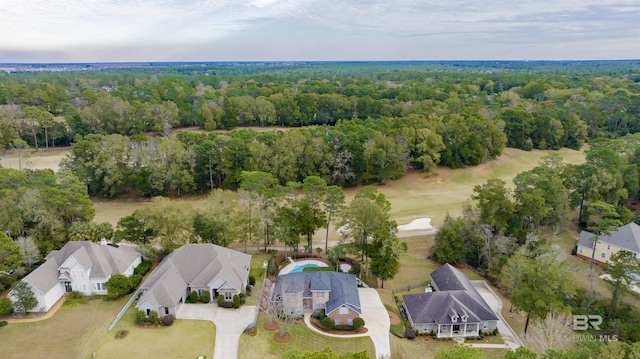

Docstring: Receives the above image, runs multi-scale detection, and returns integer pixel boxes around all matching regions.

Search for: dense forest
[1,61,639,197]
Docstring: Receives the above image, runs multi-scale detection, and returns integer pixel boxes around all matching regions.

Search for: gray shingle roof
[271,271,361,314]
[137,244,251,308]
[23,241,140,294]
[402,263,498,326]
[577,222,640,252]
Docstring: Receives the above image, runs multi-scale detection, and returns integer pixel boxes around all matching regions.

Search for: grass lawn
[389,336,508,359]
[1,147,70,172]
[0,297,125,359]
[239,316,376,359]
[94,301,215,359]
[246,252,271,306]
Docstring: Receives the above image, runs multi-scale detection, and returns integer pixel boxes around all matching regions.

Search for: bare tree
[524,309,573,353]
[262,279,312,338]
[16,236,40,268]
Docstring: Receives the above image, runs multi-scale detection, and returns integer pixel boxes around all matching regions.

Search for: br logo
[573,315,602,330]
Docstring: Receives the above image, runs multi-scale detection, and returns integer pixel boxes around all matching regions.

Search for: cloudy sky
[1,0,639,63]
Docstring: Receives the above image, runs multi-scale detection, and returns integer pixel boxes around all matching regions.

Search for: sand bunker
[397,218,433,231]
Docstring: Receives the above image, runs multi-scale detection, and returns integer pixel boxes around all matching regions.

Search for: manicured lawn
[94,301,215,359]
[0,297,125,359]
[238,316,376,359]
[389,336,508,359]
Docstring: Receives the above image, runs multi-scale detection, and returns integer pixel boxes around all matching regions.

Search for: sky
[0,0,639,63]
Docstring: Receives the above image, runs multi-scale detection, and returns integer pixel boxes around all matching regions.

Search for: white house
[576,222,640,264]
[11,240,141,312]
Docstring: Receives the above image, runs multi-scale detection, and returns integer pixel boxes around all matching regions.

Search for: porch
[436,322,481,338]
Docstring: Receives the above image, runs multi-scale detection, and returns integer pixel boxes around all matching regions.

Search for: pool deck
[279,259,329,275]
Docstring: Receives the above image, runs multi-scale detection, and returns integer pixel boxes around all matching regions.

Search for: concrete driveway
[358,288,391,359]
[176,303,257,359]
[471,281,523,350]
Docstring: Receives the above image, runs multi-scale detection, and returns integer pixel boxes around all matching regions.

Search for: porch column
[475,323,480,335]
[437,324,441,337]
[450,324,453,337]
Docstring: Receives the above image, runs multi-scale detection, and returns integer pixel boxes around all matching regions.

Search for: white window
[82,283,87,292]
[483,322,488,329]
[579,248,583,254]
[339,306,348,315]
[81,271,86,279]
[634,253,637,258]
[93,282,106,291]
[607,244,611,250]
[318,292,324,298]
[601,253,606,259]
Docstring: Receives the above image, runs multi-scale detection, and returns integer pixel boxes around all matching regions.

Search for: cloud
[1,0,638,61]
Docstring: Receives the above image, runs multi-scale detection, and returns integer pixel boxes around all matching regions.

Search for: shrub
[353,317,365,329]
[190,291,198,303]
[162,314,175,326]
[312,309,326,320]
[246,284,252,294]
[334,324,354,331]
[492,328,499,336]
[133,260,151,276]
[405,328,416,339]
[302,266,333,272]
[105,274,133,299]
[233,294,240,309]
[0,298,14,316]
[249,275,256,286]
[217,295,224,307]
[0,320,7,327]
[201,291,211,303]
[135,310,147,324]
[148,310,159,324]
[321,317,335,328]
[239,292,246,304]
[129,274,143,288]
[114,329,129,339]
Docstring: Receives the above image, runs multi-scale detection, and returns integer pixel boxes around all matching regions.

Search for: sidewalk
[4,296,66,323]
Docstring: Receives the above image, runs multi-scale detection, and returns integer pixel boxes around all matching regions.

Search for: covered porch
[436,322,481,338]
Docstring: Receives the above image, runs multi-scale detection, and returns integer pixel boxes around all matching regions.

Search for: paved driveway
[358,288,391,359]
[471,281,523,350]
[176,303,257,359]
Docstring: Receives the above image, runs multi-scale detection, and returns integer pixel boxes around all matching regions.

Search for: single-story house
[402,263,498,338]
[576,222,640,265]
[136,243,251,317]
[270,271,361,325]
[11,240,141,312]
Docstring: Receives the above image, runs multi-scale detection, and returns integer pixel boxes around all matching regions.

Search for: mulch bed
[310,317,368,335]
[263,319,279,331]
[273,331,291,343]
[388,310,401,325]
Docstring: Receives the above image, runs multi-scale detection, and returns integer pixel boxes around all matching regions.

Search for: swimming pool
[290,263,318,273]
[279,259,329,275]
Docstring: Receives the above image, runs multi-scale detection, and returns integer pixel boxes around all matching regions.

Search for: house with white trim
[11,240,141,312]
[136,244,251,317]
[576,222,640,264]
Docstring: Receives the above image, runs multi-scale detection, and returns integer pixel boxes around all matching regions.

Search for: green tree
[370,233,407,288]
[323,185,345,253]
[431,215,467,265]
[114,215,155,244]
[240,171,279,251]
[105,274,133,299]
[603,250,640,318]
[11,281,38,313]
[0,232,23,272]
[472,179,514,233]
[504,346,537,359]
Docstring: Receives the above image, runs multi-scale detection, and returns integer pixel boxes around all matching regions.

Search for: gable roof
[22,241,141,294]
[271,271,361,315]
[402,263,498,325]
[137,244,251,308]
[578,222,640,252]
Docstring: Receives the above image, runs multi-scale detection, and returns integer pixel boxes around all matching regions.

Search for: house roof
[22,241,141,294]
[270,271,361,315]
[137,244,251,308]
[577,222,640,253]
[402,263,498,326]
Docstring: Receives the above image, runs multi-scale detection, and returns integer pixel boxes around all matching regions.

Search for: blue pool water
[290,263,318,273]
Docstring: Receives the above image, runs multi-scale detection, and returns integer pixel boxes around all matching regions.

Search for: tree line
[1,62,638,166]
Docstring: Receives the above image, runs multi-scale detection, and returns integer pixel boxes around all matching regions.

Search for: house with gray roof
[402,263,498,338]
[576,222,640,265]
[270,271,361,325]
[10,240,141,312]
[136,244,251,317]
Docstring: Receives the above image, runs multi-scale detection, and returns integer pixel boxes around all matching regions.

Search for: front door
[64,281,72,292]
[453,324,460,333]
